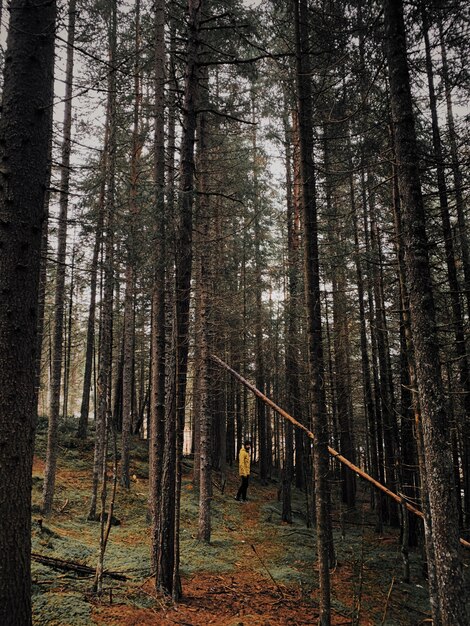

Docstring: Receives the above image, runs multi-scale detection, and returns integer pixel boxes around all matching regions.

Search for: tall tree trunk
[197,86,212,541]
[291,109,306,491]
[0,1,56,622]
[149,0,167,560]
[282,107,299,524]
[391,133,441,605]
[251,94,268,483]
[192,113,207,483]
[76,144,107,439]
[361,166,386,528]
[197,302,211,540]
[390,150,420,547]
[324,293,339,457]
[293,0,333,622]
[324,126,355,509]
[89,1,117,521]
[63,245,75,422]
[42,0,76,515]
[369,194,398,525]
[356,1,384,526]
[349,150,378,514]
[384,1,468,622]
[35,134,53,408]
[438,18,470,322]
[155,0,203,599]
[422,6,470,537]
[121,0,142,489]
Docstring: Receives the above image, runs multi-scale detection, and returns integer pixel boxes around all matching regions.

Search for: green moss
[32,588,93,626]
[181,533,239,575]
[30,423,468,625]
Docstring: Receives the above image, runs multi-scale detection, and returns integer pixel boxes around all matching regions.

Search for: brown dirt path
[91,475,359,625]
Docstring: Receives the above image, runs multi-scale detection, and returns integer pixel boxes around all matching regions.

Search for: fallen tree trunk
[210,354,470,549]
[32,553,127,581]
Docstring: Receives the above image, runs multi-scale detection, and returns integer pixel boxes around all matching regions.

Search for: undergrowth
[31,421,469,625]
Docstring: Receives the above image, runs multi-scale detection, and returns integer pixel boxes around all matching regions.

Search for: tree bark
[369,194,398,525]
[155,0,203,599]
[384,0,468,622]
[282,107,299,524]
[324,125,355,509]
[42,0,76,515]
[0,1,56,622]
[291,109,306,491]
[196,102,212,541]
[62,245,75,422]
[35,133,53,409]
[293,0,332,622]
[251,95,268,484]
[349,149,379,515]
[76,143,107,440]
[422,6,470,537]
[89,1,117,521]
[121,0,142,489]
[150,0,166,567]
[438,18,470,322]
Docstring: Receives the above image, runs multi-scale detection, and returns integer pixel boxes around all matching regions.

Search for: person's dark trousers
[236,475,249,501]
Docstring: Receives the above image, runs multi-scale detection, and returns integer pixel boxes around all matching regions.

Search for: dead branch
[381,577,395,625]
[250,544,285,598]
[31,553,127,581]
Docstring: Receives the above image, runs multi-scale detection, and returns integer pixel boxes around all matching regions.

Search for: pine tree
[384,0,468,622]
[0,1,56,622]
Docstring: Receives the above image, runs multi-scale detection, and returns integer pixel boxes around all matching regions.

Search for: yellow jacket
[239,447,250,477]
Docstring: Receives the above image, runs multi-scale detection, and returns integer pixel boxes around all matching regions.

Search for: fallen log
[32,553,127,581]
[210,354,470,550]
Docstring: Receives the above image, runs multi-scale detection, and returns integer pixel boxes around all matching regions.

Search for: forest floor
[31,420,469,625]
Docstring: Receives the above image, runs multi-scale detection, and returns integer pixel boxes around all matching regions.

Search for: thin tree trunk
[89,1,117,522]
[92,414,118,594]
[324,126,355,509]
[112,336,124,431]
[192,187,204,485]
[35,134,53,408]
[0,1,56,622]
[291,109,306,491]
[349,155,378,509]
[42,0,76,515]
[384,1,468,622]
[390,124,421,549]
[192,64,209,487]
[282,107,298,524]
[438,18,470,322]
[361,168,385,528]
[76,144,107,439]
[293,0,332,622]
[251,94,268,484]
[63,245,75,422]
[149,0,166,561]
[121,0,142,489]
[197,95,212,541]
[369,195,398,525]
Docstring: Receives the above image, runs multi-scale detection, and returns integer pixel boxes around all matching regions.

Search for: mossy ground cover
[31,423,469,624]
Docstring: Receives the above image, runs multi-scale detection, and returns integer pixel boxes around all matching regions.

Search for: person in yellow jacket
[235,440,251,502]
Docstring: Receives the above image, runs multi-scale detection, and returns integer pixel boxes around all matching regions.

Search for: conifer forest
[1,0,470,624]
